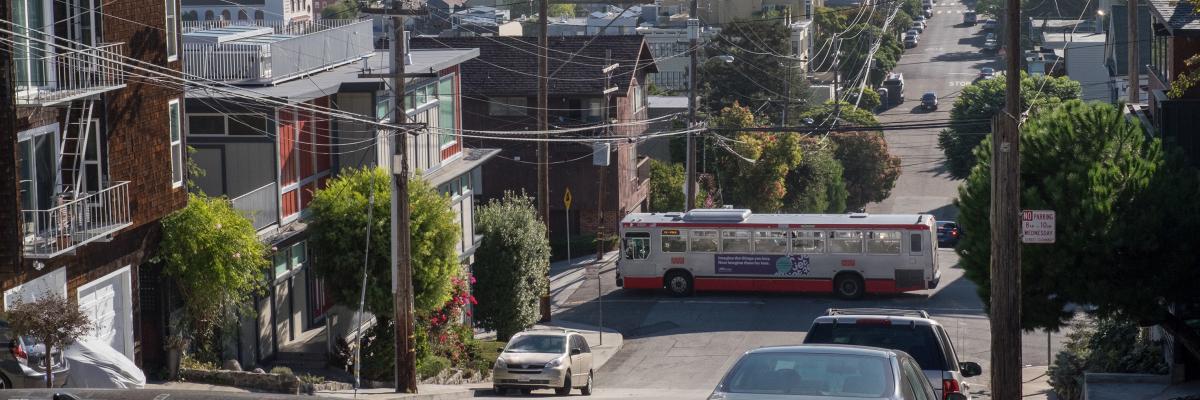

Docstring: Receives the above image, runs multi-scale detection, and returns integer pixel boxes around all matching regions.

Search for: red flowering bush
[423,273,482,368]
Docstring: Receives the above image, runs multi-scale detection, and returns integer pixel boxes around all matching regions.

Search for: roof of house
[1147,0,1200,34]
[186,48,479,102]
[409,35,657,97]
[1108,3,1153,75]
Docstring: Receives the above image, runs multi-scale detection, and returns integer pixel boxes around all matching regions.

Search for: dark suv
[0,320,70,388]
[803,309,982,400]
[921,92,938,110]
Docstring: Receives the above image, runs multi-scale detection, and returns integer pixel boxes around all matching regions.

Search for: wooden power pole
[993,0,1024,395]
[538,0,552,322]
[1128,0,1139,103]
[0,0,24,272]
[685,0,698,211]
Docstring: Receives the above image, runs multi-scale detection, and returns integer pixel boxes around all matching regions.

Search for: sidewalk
[1023,366,1056,399]
[318,384,488,400]
[548,251,619,314]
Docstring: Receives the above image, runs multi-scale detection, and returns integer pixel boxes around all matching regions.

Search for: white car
[911,22,925,33]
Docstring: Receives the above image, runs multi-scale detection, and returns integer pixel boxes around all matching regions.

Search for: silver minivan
[803,309,982,400]
[493,329,594,396]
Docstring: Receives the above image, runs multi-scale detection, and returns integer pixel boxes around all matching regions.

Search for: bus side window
[721,230,751,253]
[910,233,922,253]
[624,232,651,260]
[830,231,864,254]
[690,230,719,252]
[661,230,687,253]
[753,231,789,253]
[792,231,825,253]
[867,231,902,254]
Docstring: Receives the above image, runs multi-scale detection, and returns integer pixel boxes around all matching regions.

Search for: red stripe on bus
[695,277,833,293]
[623,223,930,230]
[865,279,899,293]
[623,277,662,289]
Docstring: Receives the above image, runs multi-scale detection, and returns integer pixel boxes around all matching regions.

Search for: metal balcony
[22,181,133,259]
[230,182,279,232]
[15,42,128,107]
[181,19,374,85]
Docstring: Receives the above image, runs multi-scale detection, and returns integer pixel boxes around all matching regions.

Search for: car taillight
[11,341,27,364]
[856,319,892,325]
[943,378,962,399]
[951,229,959,237]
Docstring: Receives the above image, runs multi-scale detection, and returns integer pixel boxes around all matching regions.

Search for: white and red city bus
[615,209,940,299]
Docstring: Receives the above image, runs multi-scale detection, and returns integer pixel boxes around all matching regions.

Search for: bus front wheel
[834,273,865,300]
[664,271,693,297]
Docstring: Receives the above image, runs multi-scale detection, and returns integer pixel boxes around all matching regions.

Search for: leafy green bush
[417,356,450,380]
[269,366,294,376]
[298,373,324,385]
[473,192,551,340]
[1049,316,1168,400]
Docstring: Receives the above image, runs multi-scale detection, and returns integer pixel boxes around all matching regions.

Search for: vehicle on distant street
[936,221,962,247]
[983,38,999,52]
[492,329,594,396]
[963,11,977,25]
[615,209,941,299]
[921,92,938,110]
[911,22,925,33]
[925,7,934,18]
[0,319,70,388]
[982,19,998,30]
[882,72,905,104]
[979,67,996,79]
[905,33,920,48]
[985,32,996,41]
[915,16,928,26]
[803,309,983,400]
[708,344,963,399]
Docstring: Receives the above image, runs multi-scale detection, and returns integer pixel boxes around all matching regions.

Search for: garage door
[78,267,133,359]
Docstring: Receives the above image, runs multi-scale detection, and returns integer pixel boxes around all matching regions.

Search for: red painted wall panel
[278,109,297,186]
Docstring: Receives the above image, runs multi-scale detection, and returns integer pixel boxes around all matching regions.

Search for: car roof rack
[825,308,930,319]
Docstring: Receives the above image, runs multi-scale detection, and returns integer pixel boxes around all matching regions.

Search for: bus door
[622,231,652,275]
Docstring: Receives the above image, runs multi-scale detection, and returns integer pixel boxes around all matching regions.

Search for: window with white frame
[13,0,50,88]
[168,99,183,187]
[165,0,178,61]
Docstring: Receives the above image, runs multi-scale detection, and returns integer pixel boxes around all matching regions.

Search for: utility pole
[833,38,841,125]
[537,0,552,323]
[390,13,417,394]
[1128,0,1139,103]
[685,0,698,211]
[0,0,23,273]
[359,0,428,393]
[992,0,1024,393]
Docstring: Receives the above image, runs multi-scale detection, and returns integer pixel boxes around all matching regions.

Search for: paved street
[867,0,1001,220]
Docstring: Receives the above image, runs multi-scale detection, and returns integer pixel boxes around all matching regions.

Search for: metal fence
[15,42,127,106]
[181,19,363,35]
[22,181,132,258]
[182,19,374,84]
[231,182,278,231]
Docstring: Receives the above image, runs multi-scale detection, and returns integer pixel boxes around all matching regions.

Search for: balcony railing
[636,155,651,186]
[22,181,132,259]
[15,42,128,106]
[181,19,374,85]
[231,182,279,231]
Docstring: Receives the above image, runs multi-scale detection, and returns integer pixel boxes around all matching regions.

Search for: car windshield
[806,323,948,371]
[719,351,894,397]
[982,68,994,73]
[505,335,566,354]
[923,94,936,100]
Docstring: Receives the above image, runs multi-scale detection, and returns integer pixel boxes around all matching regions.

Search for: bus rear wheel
[834,273,865,300]
[664,271,693,297]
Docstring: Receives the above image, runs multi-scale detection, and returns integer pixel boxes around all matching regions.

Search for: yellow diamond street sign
[564,188,573,210]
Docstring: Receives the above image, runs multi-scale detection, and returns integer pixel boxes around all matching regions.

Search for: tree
[955,101,1200,361]
[799,101,880,127]
[648,159,686,212]
[548,4,575,18]
[472,192,551,340]
[829,131,901,211]
[6,293,90,387]
[700,19,812,126]
[847,87,882,112]
[320,0,359,19]
[158,193,268,356]
[783,136,848,213]
[711,104,804,212]
[938,72,1081,178]
[309,167,460,319]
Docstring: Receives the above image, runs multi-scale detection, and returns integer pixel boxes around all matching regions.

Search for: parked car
[0,320,70,388]
[904,31,920,48]
[985,32,996,41]
[709,344,964,399]
[982,19,998,30]
[911,22,925,33]
[937,220,962,247]
[924,7,934,18]
[963,11,977,25]
[921,92,938,110]
[983,38,999,52]
[493,329,593,396]
[63,339,144,389]
[915,16,928,26]
[979,67,996,79]
[803,309,983,400]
